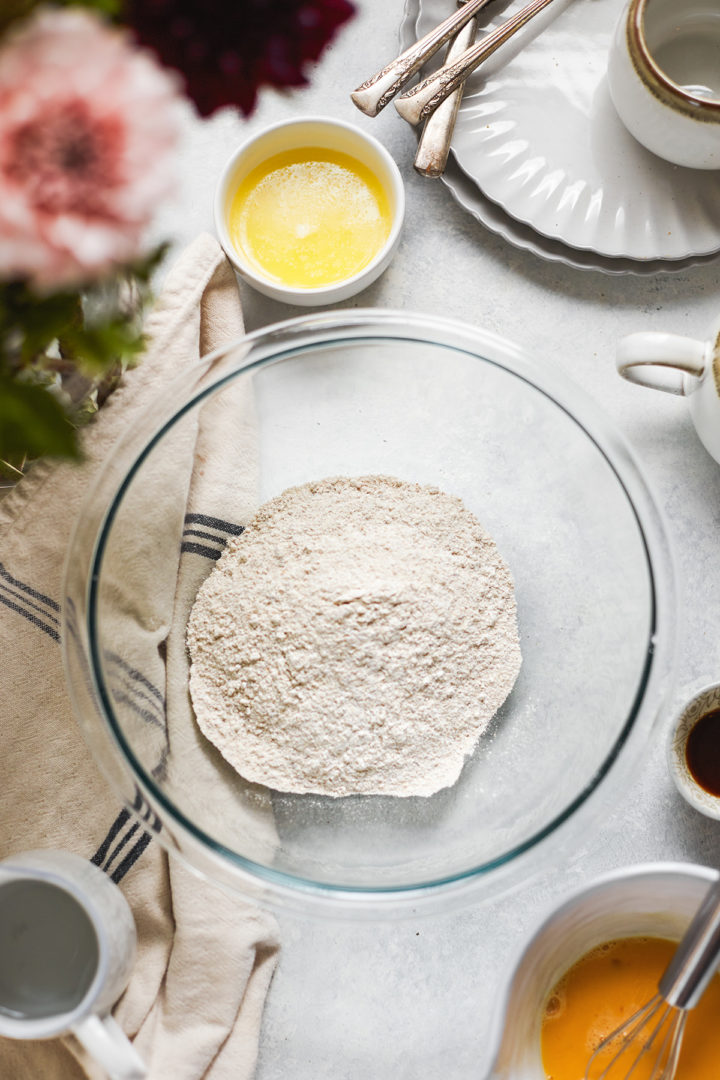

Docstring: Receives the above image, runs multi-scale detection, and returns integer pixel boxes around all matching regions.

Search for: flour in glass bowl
[186,475,521,798]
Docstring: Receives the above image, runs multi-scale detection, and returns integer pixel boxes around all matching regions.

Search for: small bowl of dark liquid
[669,682,720,819]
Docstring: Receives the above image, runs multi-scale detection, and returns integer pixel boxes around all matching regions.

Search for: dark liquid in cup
[0,881,99,1019]
[685,707,720,798]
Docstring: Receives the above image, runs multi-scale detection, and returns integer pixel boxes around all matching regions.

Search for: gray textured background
[157,0,720,1074]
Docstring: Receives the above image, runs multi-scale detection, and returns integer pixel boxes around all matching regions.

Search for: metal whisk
[585,876,720,1080]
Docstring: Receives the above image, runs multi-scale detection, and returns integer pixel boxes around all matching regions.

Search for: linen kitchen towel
[0,232,279,1080]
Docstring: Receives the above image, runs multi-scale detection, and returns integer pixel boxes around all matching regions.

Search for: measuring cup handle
[616,332,708,396]
[73,1014,147,1080]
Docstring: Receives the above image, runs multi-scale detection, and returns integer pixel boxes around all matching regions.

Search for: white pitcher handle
[616,332,708,397]
[73,1014,147,1080]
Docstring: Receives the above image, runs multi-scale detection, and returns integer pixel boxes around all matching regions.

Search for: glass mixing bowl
[63,311,675,916]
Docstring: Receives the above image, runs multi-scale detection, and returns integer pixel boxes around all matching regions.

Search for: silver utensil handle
[414,11,478,177]
[395,0,557,125]
[350,0,495,116]
[659,877,720,1011]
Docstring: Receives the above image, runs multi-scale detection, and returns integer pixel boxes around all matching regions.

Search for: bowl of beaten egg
[488,863,720,1080]
[214,117,404,304]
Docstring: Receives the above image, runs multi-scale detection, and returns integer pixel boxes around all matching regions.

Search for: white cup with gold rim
[607,0,720,169]
[616,312,720,465]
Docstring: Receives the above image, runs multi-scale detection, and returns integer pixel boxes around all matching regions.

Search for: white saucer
[402,0,720,271]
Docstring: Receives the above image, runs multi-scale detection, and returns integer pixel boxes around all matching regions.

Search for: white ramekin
[214,116,405,306]
[668,681,720,820]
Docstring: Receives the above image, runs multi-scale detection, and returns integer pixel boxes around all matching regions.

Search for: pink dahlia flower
[0,8,182,290]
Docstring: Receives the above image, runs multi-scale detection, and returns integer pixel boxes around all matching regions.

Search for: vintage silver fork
[395,0,559,125]
[350,0,497,116]
[413,0,479,177]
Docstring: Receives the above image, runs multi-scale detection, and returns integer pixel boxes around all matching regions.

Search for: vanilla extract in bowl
[685,707,720,797]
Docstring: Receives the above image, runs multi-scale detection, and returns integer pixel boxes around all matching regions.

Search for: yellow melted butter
[228,148,392,289]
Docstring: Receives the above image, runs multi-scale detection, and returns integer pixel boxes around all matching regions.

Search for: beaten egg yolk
[228,148,392,289]
[541,936,720,1080]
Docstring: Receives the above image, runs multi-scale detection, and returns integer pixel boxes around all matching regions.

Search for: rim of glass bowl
[64,309,676,918]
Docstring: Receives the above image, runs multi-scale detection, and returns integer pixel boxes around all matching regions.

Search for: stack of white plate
[401,0,720,275]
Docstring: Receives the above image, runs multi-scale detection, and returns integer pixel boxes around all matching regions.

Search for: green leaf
[53,0,122,14]
[0,1,35,33]
[0,283,81,368]
[0,375,80,461]
[0,1,122,39]
[59,319,145,374]
[127,244,170,284]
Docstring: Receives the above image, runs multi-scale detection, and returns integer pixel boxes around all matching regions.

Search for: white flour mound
[186,475,521,797]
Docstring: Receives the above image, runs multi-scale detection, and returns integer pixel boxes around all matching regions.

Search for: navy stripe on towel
[184,513,244,536]
[110,831,152,883]
[0,579,59,625]
[104,822,140,872]
[104,651,165,707]
[0,561,60,612]
[183,528,228,545]
[92,809,153,883]
[0,590,59,641]
[180,541,222,560]
[91,809,131,868]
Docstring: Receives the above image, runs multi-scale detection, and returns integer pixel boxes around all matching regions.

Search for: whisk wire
[584,993,673,1080]
[642,998,683,1080]
[661,1012,687,1080]
[584,994,687,1080]
[584,878,720,1080]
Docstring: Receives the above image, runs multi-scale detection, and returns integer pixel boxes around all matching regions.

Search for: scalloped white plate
[411,0,720,264]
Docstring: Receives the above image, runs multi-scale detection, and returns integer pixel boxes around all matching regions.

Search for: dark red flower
[123,0,356,116]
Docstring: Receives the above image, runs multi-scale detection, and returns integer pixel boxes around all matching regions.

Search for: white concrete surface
[159,2,720,1074]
